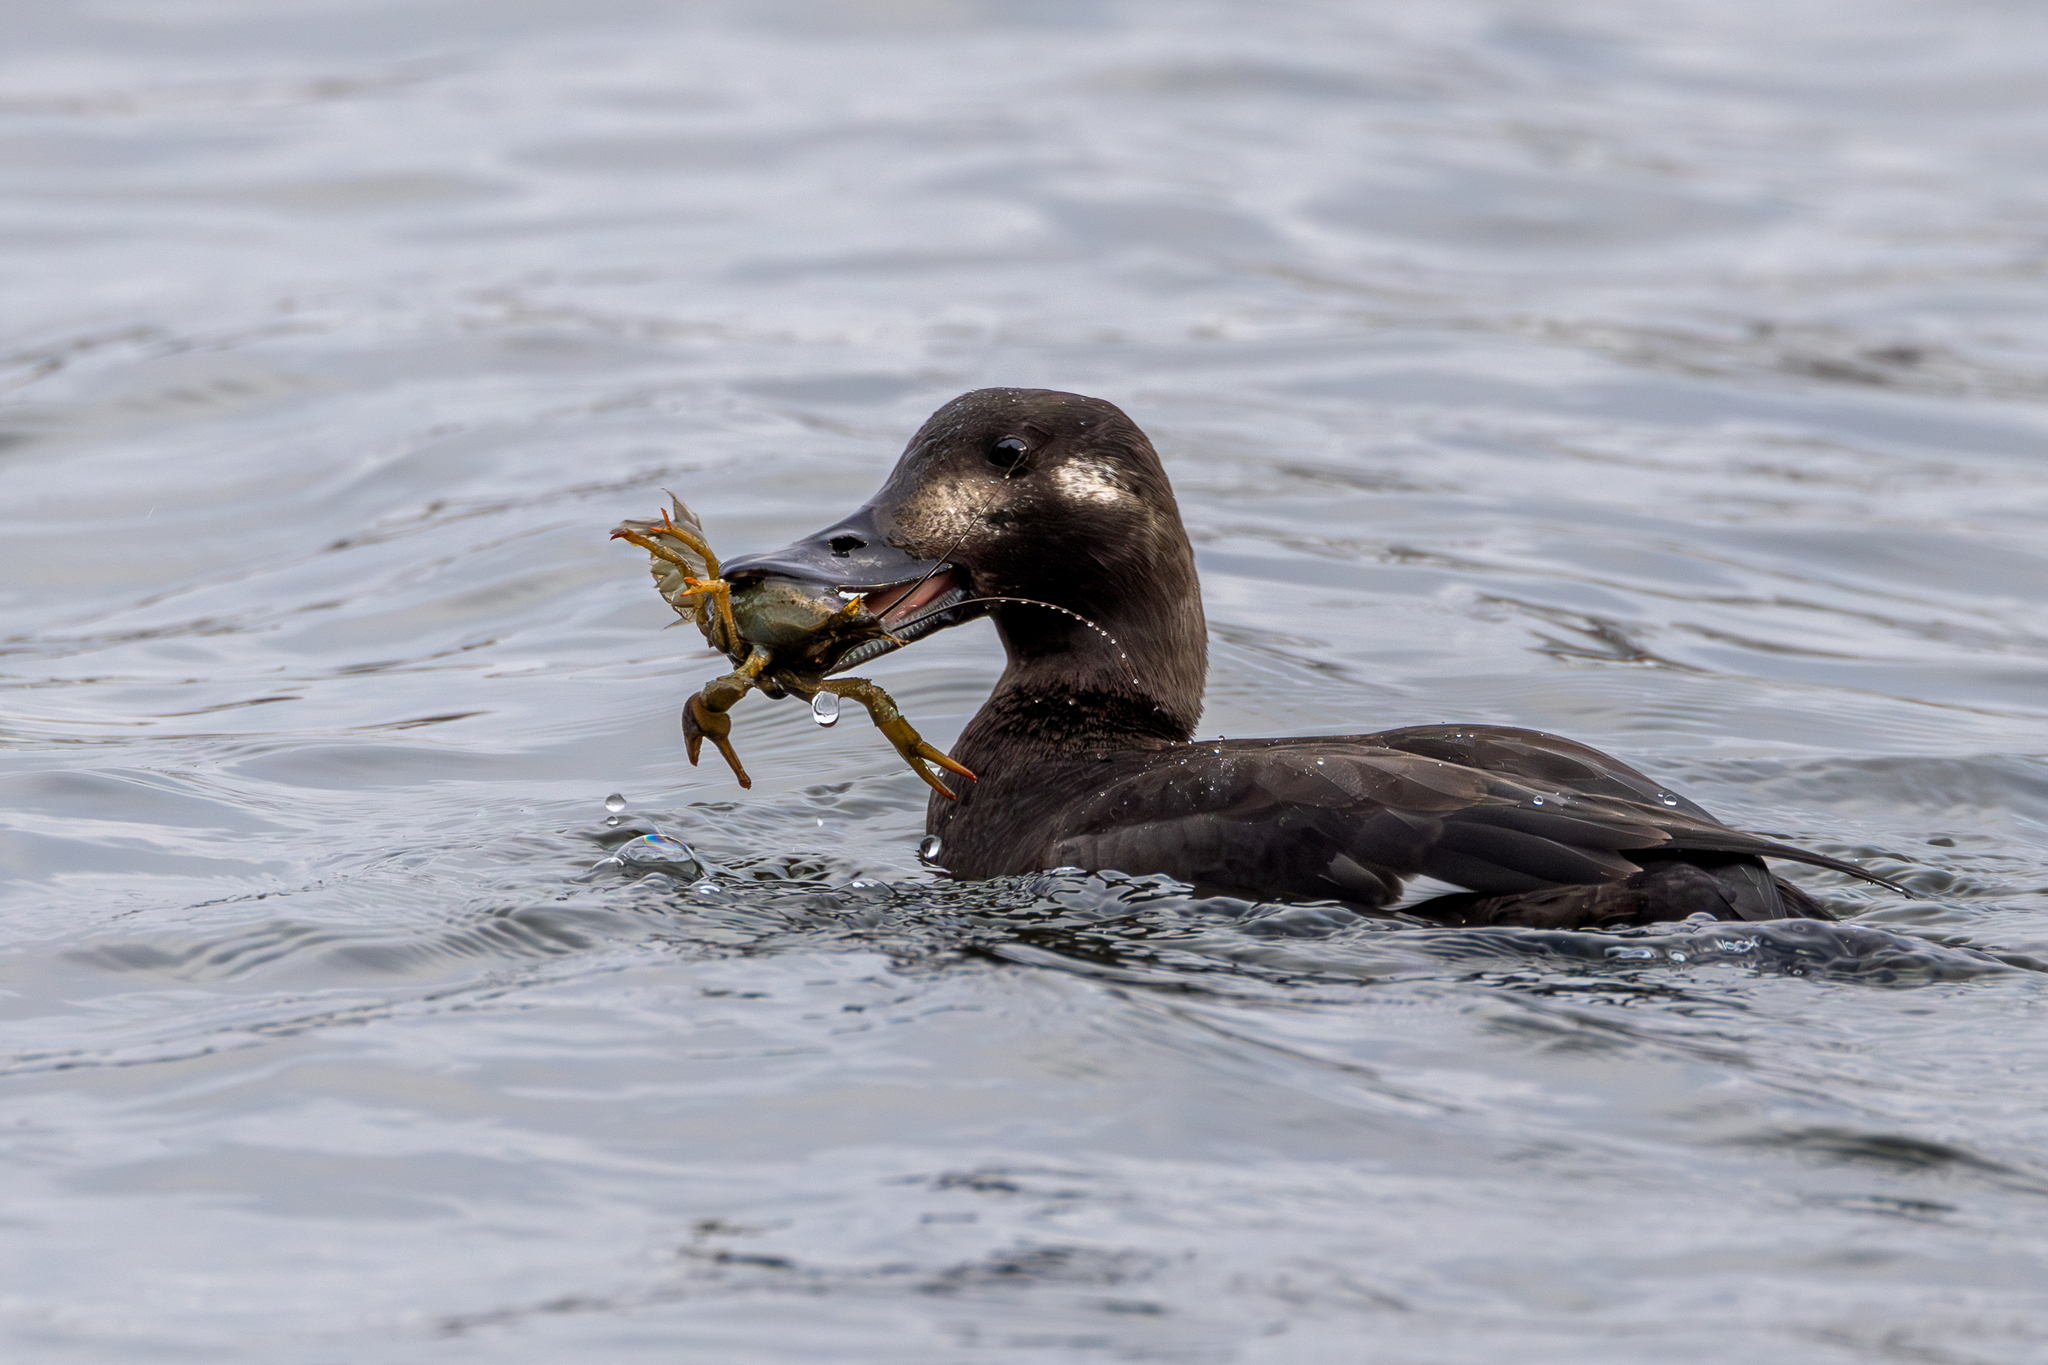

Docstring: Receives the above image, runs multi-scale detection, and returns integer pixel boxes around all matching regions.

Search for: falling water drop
[811,692,841,727]
[605,815,621,826]
[916,835,943,863]
[604,792,626,813]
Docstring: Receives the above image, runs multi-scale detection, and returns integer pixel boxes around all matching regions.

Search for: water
[811,692,840,727]
[5,0,2048,1359]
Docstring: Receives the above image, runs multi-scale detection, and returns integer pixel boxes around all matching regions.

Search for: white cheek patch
[1053,459,1124,504]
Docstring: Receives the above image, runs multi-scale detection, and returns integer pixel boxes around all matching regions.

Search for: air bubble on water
[605,815,621,826]
[1658,792,1679,806]
[1605,946,1657,960]
[1669,951,1689,963]
[916,835,942,863]
[812,692,841,727]
[604,792,626,813]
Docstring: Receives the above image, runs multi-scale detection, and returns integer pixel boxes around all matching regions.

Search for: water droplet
[1532,796,1545,805]
[604,792,626,813]
[916,835,942,863]
[605,815,620,826]
[811,692,840,727]
[1669,951,1688,963]
[1658,792,1679,807]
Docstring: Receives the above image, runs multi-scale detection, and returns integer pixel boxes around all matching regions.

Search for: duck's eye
[988,437,1029,470]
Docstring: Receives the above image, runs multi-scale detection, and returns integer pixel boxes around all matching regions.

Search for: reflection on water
[4,0,2048,1359]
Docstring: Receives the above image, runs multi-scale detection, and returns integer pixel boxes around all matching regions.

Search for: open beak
[720,504,980,673]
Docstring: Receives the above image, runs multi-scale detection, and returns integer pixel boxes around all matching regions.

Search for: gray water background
[5,0,2048,1359]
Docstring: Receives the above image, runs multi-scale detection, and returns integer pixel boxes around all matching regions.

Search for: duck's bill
[721,504,983,674]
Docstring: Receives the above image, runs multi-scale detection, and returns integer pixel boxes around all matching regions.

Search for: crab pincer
[680,653,769,788]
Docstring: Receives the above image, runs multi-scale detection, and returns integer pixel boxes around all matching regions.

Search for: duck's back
[933,724,1860,927]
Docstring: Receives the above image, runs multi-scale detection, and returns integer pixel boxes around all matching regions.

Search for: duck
[721,387,1898,929]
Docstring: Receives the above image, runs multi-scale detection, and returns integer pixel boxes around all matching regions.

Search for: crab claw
[683,691,752,788]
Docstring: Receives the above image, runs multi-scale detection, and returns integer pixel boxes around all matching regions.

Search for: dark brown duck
[721,387,1900,929]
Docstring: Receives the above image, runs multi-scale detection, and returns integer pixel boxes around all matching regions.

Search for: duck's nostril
[828,535,865,556]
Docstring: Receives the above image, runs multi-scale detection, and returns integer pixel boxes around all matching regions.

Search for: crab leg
[610,524,742,650]
[811,678,977,800]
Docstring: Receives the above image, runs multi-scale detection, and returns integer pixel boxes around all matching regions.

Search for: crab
[610,495,976,799]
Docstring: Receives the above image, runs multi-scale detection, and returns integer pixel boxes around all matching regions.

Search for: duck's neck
[956,562,1206,760]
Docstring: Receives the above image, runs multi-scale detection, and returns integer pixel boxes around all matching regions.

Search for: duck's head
[722,387,1206,742]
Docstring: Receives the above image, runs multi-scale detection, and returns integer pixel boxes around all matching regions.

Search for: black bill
[721,503,983,674]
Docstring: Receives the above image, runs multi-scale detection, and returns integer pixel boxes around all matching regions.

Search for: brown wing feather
[1049,729,1900,905]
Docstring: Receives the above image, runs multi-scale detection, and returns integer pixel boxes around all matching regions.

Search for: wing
[1046,727,1896,905]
